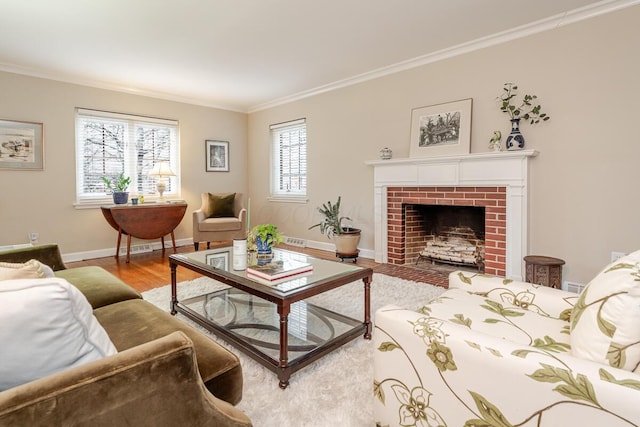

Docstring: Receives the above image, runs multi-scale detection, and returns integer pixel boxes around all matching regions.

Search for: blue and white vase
[255,235,274,265]
[505,118,525,151]
[255,235,273,255]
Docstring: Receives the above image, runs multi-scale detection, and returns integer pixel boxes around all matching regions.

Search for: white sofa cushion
[570,250,640,372]
[0,259,55,280]
[0,278,117,391]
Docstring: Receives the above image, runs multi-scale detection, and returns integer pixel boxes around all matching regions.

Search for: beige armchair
[193,192,247,250]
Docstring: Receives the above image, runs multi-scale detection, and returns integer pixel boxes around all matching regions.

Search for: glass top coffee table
[169,246,373,389]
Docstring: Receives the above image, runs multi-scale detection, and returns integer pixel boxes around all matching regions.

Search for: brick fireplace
[367,150,537,280]
[387,186,506,276]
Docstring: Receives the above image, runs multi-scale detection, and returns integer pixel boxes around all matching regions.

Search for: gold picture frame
[409,98,472,158]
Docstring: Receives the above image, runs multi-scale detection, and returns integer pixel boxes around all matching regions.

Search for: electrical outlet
[29,232,39,244]
[611,251,626,263]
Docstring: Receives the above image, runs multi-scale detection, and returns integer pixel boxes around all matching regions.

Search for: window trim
[74,108,180,207]
[270,118,307,201]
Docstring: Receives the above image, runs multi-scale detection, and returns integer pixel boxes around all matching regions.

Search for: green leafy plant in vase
[498,83,550,150]
[101,172,131,204]
[248,224,284,255]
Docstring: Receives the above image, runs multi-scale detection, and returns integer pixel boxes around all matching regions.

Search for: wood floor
[66,242,449,292]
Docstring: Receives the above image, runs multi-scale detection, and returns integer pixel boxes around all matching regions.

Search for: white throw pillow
[570,250,640,372]
[0,278,117,391]
[0,259,55,280]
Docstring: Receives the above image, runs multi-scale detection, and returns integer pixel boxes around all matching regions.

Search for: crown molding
[1,0,636,114]
[248,0,640,113]
[0,62,247,113]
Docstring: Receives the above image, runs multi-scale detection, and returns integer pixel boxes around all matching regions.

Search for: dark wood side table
[101,203,187,262]
[524,255,565,289]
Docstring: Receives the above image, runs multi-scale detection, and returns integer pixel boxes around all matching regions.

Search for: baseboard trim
[304,238,374,260]
[61,237,374,263]
[61,238,193,263]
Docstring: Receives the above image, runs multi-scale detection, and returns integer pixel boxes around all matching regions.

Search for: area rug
[142,273,445,427]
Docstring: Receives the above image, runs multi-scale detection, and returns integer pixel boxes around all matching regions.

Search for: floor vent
[285,237,307,248]
[119,244,153,254]
[563,281,585,294]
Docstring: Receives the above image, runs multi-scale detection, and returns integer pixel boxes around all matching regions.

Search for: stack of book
[246,258,313,284]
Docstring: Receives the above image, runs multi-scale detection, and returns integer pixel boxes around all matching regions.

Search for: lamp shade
[149,162,175,177]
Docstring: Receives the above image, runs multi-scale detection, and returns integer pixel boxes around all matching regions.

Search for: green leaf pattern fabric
[374,270,640,427]
[570,251,640,372]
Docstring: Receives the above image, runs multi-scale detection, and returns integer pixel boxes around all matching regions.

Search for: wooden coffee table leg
[278,303,291,389]
[170,262,178,315]
[364,275,372,339]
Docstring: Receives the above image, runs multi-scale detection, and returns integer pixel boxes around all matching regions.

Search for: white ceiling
[0,0,633,112]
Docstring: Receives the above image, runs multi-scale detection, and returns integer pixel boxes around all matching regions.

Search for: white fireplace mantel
[365,150,538,280]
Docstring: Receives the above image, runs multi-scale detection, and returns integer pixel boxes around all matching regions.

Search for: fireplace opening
[405,204,485,271]
[387,186,506,277]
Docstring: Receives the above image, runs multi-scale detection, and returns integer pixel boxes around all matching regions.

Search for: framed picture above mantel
[0,119,44,170]
[409,98,472,158]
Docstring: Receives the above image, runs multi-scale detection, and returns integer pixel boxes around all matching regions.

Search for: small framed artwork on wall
[409,98,472,158]
[0,118,44,170]
[206,140,229,172]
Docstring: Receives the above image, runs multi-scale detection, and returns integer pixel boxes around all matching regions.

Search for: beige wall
[0,72,247,255]
[247,6,640,284]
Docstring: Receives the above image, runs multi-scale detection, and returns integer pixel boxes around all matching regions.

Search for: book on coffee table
[246,271,312,288]
[246,258,313,281]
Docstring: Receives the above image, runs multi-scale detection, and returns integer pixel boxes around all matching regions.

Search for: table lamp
[149,162,175,200]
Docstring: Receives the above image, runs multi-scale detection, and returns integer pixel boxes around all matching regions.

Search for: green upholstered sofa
[0,244,252,426]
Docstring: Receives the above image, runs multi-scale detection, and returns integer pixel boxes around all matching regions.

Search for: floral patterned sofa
[374,251,640,427]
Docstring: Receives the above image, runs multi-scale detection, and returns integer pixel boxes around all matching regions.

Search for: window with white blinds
[270,118,307,200]
[75,108,180,204]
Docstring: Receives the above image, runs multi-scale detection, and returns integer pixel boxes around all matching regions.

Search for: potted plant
[309,196,361,260]
[248,224,284,255]
[101,172,131,205]
[498,83,551,150]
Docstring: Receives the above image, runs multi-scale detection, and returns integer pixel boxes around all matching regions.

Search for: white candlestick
[247,197,251,232]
